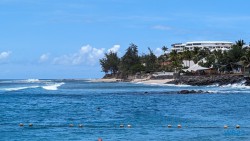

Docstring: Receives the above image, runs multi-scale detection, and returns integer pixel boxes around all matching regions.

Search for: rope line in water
[0,123,247,129]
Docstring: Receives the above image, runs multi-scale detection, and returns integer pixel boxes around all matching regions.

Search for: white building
[171,43,186,52]
[172,41,233,52]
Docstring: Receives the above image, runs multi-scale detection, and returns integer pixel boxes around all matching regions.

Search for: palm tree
[169,50,183,71]
[192,48,211,64]
[193,47,200,56]
[240,49,250,73]
[192,48,201,64]
[182,50,192,67]
[162,46,168,54]
[169,50,178,61]
[235,39,246,47]
[227,45,244,63]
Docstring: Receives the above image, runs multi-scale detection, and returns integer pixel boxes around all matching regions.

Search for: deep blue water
[0,79,250,141]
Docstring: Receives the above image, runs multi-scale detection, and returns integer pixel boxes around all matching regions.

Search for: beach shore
[131,79,174,84]
[91,78,174,85]
[90,78,122,83]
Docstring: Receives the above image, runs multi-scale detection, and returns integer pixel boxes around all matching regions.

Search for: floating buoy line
[11,123,245,129]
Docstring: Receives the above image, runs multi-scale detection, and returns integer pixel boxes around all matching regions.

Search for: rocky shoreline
[167,75,250,86]
[101,73,250,86]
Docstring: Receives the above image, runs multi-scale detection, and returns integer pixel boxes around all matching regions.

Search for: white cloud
[107,44,120,53]
[39,53,50,62]
[53,45,105,65]
[154,48,162,57]
[80,45,92,54]
[152,25,172,30]
[0,51,11,60]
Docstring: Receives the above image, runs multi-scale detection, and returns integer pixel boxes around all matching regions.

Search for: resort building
[171,41,234,52]
[171,43,186,52]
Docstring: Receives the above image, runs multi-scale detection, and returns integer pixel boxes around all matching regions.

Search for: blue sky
[0,0,250,79]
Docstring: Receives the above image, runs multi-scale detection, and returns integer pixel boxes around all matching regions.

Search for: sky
[0,0,250,79]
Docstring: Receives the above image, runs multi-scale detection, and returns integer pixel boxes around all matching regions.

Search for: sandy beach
[131,79,174,84]
[91,78,174,85]
[90,78,122,83]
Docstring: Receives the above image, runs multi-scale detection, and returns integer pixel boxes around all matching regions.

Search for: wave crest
[220,81,250,89]
[42,82,65,91]
[4,86,39,91]
[1,82,65,91]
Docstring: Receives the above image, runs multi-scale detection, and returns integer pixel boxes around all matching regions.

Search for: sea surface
[0,79,250,141]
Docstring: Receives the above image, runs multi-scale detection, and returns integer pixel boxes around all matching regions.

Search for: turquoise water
[0,79,250,140]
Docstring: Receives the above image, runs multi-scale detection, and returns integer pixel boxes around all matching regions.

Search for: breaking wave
[14,79,41,83]
[42,82,65,91]
[142,83,192,87]
[1,82,65,91]
[3,86,40,91]
[163,83,192,87]
[24,79,40,83]
[220,81,250,89]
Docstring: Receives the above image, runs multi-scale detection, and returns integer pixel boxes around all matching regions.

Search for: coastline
[90,78,122,83]
[131,79,174,84]
[90,78,174,85]
[172,75,250,86]
[92,74,250,86]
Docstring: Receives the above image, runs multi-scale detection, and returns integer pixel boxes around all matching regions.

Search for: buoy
[177,124,181,128]
[79,124,83,128]
[224,125,228,129]
[69,124,74,127]
[29,123,33,127]
[168,125,172,128]
[127,124,132,128]
[236,125,240,128]
[120,124,124,128]
[98,138,103,141]
[19,123,24,127]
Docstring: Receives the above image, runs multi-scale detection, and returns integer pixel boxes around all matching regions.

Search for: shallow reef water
[0,79,250,140]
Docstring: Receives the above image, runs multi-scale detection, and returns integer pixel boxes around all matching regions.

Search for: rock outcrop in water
[167,75,249,86]
[178,90,210,94]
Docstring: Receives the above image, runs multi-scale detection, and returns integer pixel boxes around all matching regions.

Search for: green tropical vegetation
[100,40,250,78]
[99,52,120,75]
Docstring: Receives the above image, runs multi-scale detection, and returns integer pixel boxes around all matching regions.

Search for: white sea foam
[138,82,191,87]
[163,84,191,87]
[42,82,65,91]
[26,79,40,82]
[220,81,250,89]
[0,80,13,83]
[4,86,39,91]
[1,82,65,91]
[207,90,219,93]
[214,90,249,94]
[206,84,219,87]
[15,79,41,83]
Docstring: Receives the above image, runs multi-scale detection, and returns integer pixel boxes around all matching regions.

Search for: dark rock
[178,90,190,94]
[197,90,203,93]
[176,75,245,86]
[190,90,196,93]
[178,90,210,94]
[245,77,250,86]
[165,80,178,85]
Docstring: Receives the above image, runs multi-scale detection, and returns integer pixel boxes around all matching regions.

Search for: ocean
[0,79,250,141]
